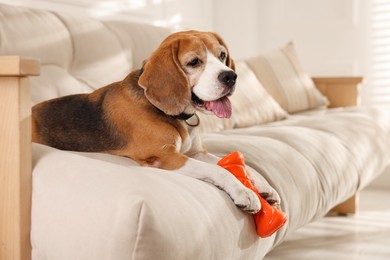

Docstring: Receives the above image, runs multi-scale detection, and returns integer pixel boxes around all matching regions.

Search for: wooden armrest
[312,77,363,108]
[330,194,359,215]
[0,56,39,260]
[0,56,40,76]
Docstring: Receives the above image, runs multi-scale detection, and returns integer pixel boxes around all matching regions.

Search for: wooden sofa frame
[0,56,363,260]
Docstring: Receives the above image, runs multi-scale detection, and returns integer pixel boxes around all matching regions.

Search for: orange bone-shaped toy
[218,151,287,238]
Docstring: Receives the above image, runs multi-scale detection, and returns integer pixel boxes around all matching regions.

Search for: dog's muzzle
[218,70,237,89]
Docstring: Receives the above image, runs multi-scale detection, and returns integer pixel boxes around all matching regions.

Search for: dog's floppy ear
[138,40,191,116]
[212,32,236,71]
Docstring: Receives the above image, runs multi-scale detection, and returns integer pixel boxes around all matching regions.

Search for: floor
[264,188,390,260]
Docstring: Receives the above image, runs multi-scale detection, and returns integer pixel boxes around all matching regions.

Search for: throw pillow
[246,42,328,113]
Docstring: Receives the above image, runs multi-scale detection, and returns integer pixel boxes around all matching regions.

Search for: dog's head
[138,30,236,119]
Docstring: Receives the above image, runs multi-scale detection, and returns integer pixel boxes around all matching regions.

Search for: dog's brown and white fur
[32,31,279,213]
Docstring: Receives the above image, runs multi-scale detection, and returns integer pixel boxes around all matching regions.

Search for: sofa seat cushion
[31,107,390,260]
[204,106,390,234]
[31,144,275,260]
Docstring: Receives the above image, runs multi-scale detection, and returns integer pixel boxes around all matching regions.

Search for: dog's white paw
[252,179,280,206]
[228,185,261,213]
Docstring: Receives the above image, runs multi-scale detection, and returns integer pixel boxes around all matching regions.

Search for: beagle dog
[32,30,279,213]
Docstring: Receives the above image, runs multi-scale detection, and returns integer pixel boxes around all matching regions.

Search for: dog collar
[174,113,199,127]
[166,110,199,127]
[172,112,194,121]
[152,105,199,127]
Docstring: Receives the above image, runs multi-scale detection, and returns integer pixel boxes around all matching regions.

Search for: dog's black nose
[218,71,237,88]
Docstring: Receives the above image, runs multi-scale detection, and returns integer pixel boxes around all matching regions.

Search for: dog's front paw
[228,186,261,214]
[252,179,280,207]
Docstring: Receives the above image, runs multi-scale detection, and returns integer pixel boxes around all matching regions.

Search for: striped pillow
[246,42,328,113]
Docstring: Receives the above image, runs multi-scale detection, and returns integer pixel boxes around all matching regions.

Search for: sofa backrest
[0,3,291,133]
[0,4,171,104]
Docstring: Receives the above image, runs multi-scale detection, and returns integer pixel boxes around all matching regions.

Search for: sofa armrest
[313,76,363,215]
[0,56,39,260]
[312,77,363,108]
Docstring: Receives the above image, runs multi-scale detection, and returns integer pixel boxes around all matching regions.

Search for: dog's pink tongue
[205,96,232,118]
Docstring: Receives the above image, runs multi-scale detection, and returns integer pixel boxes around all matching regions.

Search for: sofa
[1,4,390,260]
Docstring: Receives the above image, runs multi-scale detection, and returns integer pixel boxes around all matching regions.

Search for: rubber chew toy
[218,151,287,238]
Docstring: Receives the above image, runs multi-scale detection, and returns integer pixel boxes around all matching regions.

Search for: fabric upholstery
[0,4,170,105]
[246,42,328,113]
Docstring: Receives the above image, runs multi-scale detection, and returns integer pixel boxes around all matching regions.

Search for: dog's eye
[187,58,201,68]
[219,52,226,61]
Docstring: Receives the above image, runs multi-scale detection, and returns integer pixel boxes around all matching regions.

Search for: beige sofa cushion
[0,4,171,105]
[0,5,72,68]
[246,42,328,113]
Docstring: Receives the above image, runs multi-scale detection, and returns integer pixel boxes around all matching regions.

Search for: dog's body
[32,31,279,212]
